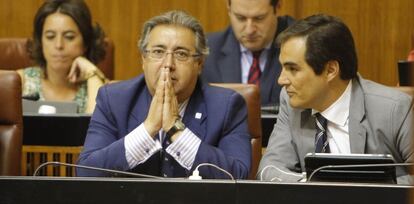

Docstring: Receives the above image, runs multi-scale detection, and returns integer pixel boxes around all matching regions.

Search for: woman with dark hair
[18,0,107,113]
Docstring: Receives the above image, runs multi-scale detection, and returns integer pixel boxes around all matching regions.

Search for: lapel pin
[195,112,202,119]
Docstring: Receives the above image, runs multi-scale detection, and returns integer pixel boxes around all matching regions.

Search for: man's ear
[276,0,282,10]
[325,60,340,82]
[227,0,232,16]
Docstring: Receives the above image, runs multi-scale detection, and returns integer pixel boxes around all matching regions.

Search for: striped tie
[248,51,262,86]
[314,113,330,153]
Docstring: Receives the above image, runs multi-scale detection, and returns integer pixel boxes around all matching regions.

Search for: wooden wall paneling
[1,0,414,83]
[0,0,44,37]
[293,0,414,86]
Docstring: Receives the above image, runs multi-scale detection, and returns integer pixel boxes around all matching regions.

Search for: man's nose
[163,52,175,70]
[244,19,257,35]
[277,70,289,86]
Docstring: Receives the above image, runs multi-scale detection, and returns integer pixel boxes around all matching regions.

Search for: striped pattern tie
[248,51,262,86]
[314,113,330,153]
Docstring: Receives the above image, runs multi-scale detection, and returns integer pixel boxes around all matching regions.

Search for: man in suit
[77,10,251,179]
[201,0,294,105]
[258,14,413,184]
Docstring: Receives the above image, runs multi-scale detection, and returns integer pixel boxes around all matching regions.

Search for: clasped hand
[144,68,180,137]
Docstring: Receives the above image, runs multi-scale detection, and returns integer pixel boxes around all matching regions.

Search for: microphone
[308,162,414,182]
[22,92,40,101]
[34,161,165,179]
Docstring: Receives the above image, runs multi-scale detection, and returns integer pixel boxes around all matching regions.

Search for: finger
[145,70,166,136]
[67,58,79,80]
[163,72,179,129]
[154,70,165,103]
[163,70,175,108]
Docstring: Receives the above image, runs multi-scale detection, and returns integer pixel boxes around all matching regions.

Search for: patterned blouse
[21,67,88,113]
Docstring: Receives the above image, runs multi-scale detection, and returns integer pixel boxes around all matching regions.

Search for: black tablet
[304,153,396,184]
[398,60,414,86]
[23,113,91,146]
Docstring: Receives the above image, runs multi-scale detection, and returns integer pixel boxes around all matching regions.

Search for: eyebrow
[282,61,298,67]
[43,30,76,34]
[150,44,167,49]
[232,10,269,18]
[149,44,191,51]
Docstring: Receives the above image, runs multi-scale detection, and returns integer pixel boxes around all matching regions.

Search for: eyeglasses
[144,48,200,62]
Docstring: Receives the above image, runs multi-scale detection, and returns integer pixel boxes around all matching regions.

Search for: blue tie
[315,113,330,153]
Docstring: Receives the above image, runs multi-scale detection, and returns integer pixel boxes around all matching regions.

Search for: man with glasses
[77,10,251,179]
[202,0,294,106]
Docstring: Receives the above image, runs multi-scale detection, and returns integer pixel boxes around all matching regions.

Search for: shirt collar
[312,81,352,127]
[178,99,189,117]
[240,42,272,54]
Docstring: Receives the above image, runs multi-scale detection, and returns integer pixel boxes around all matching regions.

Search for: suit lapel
[218,30,242,82]
[128,86,152,133]
[182,82,207,140]
[296,109,317,157]
[260,46,281,103]
[349,78,367,153]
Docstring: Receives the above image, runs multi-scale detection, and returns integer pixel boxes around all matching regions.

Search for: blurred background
[1,0,413,85]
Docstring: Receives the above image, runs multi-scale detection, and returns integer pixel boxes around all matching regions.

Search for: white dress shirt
[124,99,202,170]
[312,81,352,154]
[240,43,271,83]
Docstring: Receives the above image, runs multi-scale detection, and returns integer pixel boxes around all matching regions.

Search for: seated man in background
[202,0,294,106]
[258,14,413,184]
[77,10,251,179]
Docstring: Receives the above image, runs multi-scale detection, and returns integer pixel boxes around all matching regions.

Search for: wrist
[166,118,185,140]
[144,121,158,138]
[169,130,183,142]
[87,68,107,82]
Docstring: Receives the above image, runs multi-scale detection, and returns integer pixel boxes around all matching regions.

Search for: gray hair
[138,10,209,58]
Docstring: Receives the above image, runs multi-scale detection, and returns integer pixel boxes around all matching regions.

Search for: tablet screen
[304,153,396,184]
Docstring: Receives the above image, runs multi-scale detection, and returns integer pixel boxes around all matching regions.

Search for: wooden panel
[294,0,414,85]
[1,0,413,85]
[21,145,83,176]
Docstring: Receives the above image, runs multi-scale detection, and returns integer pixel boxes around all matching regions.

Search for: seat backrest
[0,70,23,175]
[0,38,115,80]
[211,83,262,179]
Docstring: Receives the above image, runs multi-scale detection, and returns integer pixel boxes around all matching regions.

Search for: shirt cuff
[124,123,162,168]
[166,128,201,170]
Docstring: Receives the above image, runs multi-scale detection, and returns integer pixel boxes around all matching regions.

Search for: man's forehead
[147,25,196,49]
[229,0,273,16]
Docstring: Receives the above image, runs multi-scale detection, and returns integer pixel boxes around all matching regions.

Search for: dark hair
[138,10,209,58]
[228,0,279,10]
[29,0,106,68]
[276,14,358,80]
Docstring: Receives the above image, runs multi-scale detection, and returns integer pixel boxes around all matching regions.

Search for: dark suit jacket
[77,76,251,179]
[258,75,414,184]
[201,16,294,105]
